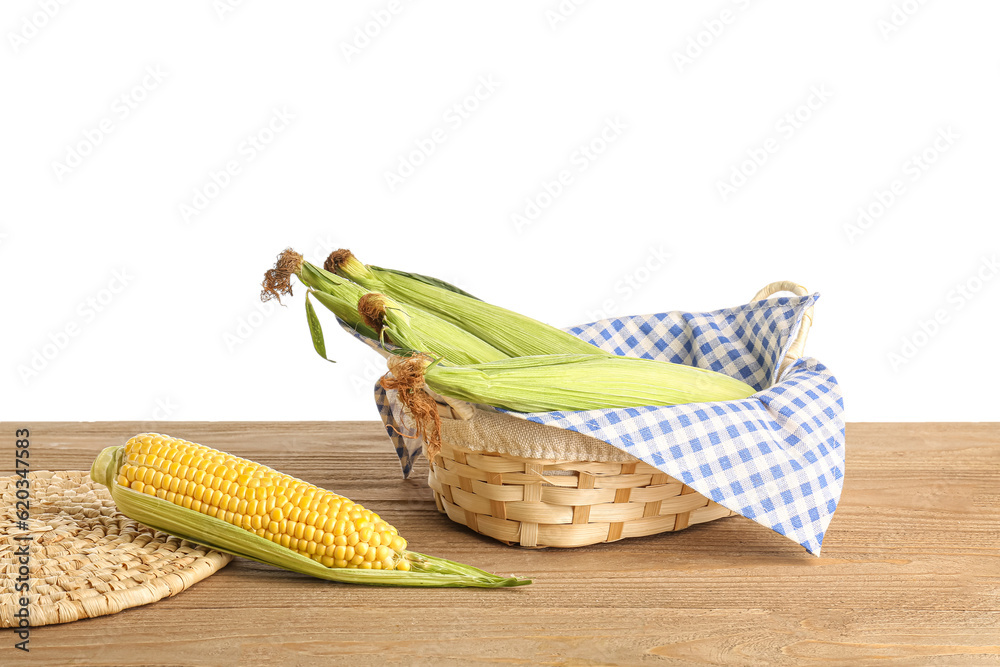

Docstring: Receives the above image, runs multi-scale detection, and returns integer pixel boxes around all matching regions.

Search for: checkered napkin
[361,294,844,555]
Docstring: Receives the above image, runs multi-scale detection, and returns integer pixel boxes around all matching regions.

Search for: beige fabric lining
[438,406,638,463]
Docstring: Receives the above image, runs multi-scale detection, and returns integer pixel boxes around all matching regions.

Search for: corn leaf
[304,293,335,363]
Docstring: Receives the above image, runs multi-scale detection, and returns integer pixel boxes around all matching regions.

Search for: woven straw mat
[0,470,232,627]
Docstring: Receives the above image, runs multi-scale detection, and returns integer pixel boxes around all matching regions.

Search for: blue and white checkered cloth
[363,294,844,555]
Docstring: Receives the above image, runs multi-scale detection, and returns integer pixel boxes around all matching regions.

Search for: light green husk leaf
[329,250,612,358]
[299,262,378,340]
[304,292,336,363]
[352,291,507,366]
[302,261,507,365]
[399,353,758,414]
[368,265,482,301]
[90,446,529,589]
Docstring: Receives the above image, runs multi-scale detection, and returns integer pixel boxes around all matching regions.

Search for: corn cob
[263,249,508,365]
[383,353,757,459]
[325,249,607,358]
[91,434,529,587]
[350,291,507,365]
[392,353,756,413]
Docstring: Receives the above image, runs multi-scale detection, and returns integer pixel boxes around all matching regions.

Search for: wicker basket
[421,281,815,548]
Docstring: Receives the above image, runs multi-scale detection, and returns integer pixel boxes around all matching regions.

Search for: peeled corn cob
[91,434,529,587]
[115,433,407,569]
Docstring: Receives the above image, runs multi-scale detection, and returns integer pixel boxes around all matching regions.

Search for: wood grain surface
[1,422,998,666]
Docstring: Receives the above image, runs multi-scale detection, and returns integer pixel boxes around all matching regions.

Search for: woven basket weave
[422,282,814,548]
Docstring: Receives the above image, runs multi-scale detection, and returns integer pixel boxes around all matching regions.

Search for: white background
[3,1,998,423]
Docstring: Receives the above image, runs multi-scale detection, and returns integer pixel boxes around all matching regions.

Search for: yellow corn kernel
[114,434,411,571]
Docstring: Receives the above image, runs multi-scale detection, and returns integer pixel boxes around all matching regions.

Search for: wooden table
[2,422,998,666]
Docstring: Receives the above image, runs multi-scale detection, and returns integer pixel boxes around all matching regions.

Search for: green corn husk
[295,263,375,361]
[90,446,529,588]
[298,261,378,340]
[351,291,507,366]
[261,251,377,341]
[371,265,482,301]
[301,260,507,365]
[393,353,758,414]
[327,250,606,358]
[264,250,508,365]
